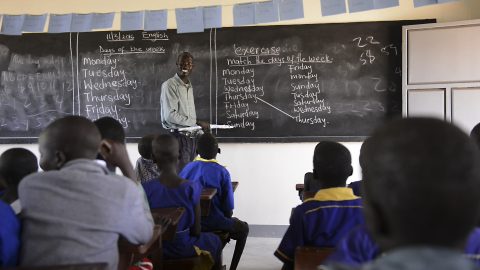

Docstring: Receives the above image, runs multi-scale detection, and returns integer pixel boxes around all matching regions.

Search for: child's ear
[55,151,67,169]
[348,165,353,177]
[99,140,113,158]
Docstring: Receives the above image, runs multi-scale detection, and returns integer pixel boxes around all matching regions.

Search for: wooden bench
[118,207,185,270]
[232,181,239,192]
[118,225,164,270]
[294,246,334,270]
[296,183,315,201]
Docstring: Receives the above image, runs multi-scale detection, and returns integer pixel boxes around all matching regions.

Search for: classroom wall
[0,0,479,225]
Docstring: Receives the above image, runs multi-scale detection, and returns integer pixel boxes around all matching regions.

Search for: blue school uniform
[142,180,222,262]
[179,157,235,231]
[0,200,20,267]
[465,228,480,265]
[326,225,378,266]
[327,225,480,266]
[274,187,364,265]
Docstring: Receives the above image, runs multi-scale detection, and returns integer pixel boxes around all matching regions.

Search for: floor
[222,237,284,270]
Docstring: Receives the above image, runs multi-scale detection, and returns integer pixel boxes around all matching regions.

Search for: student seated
[347,180,362,197]
[321,117,480,270]
[274,141,364,270]
[94,116,136,180]
[0,148,38,214]
[303,142,362,197]
[19,116,154,270]
[142,134,222,269]
[327,224,480,266]
[180,133,249,270]
[470,122,480,149]
[135,134,161,183]
[0,199,20,267]
[302,142,326,196]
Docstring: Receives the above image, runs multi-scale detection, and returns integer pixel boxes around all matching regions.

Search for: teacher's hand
[196,120,210,132]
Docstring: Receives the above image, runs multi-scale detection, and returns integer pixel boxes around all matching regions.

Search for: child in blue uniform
[0,199,20,267]
[274,141,364,270]
[0,148,38,214]
[321,118,480,270]
[180,133,249,270]
[142,134,222,269]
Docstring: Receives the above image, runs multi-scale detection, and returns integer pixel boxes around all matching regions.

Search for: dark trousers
[172,131,197,172]
[218,218,249,270]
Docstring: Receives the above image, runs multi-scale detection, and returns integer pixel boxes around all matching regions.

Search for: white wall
[0,0,479,225]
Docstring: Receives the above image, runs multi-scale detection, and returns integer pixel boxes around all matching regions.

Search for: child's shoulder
[0,200,18,224]
[198,159,228,172]
[181,178,202,189]
[296,197,362,214]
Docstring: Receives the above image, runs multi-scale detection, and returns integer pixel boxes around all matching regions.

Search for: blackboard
[0,20,434,143]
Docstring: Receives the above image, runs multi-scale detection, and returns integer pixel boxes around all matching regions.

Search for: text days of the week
[222,67,255,77]
[223,86,263,131]
[81,56,134,128]
[99,45,166,56]
[82,57,139,90]
[294,115,328,127]
[83,88,131,126]
[84,103,128,128]
[226,52,333,67]
[221,66,261,130]
[222,72,264,98]
[83,89,130,129]
[288,62,331,127]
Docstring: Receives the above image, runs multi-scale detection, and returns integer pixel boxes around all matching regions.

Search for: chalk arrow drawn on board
[254,96,295,119]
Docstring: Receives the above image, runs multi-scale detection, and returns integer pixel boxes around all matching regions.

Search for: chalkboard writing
[213,21,433,141]
[0,20,433,143]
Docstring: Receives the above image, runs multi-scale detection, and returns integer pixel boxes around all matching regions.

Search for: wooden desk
[200,182,239,216]
[295,246,334,270]
[118,225,163,270]
[295,183,315,201]
[232,181,239,192]
[200,188,217,216]
[151,207,185,241]
[296,183,305,201]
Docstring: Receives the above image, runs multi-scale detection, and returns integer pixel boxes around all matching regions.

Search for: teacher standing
[160,52,210,171]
